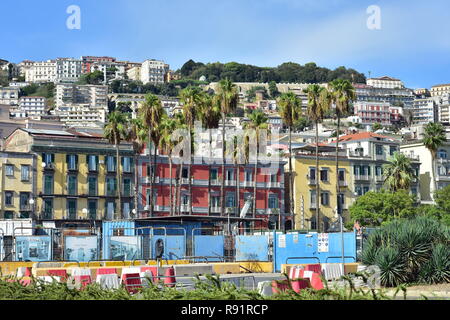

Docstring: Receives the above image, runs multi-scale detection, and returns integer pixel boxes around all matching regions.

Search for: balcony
[307,175,316,185]
[375,154,386,161]
[180,204,190,212]
[42,163,55,171]
[354,175,370,181]
[338,180,348,187]
[181,178,192,185]
[266,182,281,188]
[225,180,236,186]
[375,175,384,182]
[436,174,450,182]
[266,208,280,215]
[20,204,31,211]
[210,179,220,186]
[242,181,255,187]
[210,207,221,214]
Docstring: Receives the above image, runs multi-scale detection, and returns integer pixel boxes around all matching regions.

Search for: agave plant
[375,247,408,287]
[419,244,450,284]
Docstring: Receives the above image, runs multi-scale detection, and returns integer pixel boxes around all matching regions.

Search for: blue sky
[2,0,450,89]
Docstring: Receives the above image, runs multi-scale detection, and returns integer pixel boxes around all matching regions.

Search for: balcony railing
[242,181,255,187]
[338,180,348,187]
[225,180,236,186]
[210,207,221,213]
[354,175,370,181]
[266,182,281,188]
[180,204,190,212]
[307,175,316,185]
[375,175,384,182]
[210,179,220,186]
[42,163,55,170]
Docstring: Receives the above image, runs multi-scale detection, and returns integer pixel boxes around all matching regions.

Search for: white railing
[242,181,255,187]
[267,182,281,188]
[354,175,370,181]
[210,207,221,213]
[225,180,236,186]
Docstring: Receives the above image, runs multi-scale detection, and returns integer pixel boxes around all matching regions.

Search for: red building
[137,155,287,230]
[81,56,116,74]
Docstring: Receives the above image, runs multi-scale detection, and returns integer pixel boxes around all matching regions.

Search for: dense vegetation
[178,60,366,84]
[0,274,394,300]
[362,216,450,287]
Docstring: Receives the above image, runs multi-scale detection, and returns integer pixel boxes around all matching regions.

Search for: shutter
[51,154,55,163]
[75,155,78,167]
[367,166,371,176]
[66,154,69,164]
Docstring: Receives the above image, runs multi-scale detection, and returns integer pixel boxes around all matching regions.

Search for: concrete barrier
[211,263,241,274]
[0,262,34,276]
[173,263,215,277]
[281,262,361,276]
[239,262,273,273]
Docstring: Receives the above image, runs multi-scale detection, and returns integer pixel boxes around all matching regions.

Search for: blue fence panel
[150,235,185,260]
[15,236,52,262]
[274,232,356,272]
[193,235,224,262]
[235,235,269,261]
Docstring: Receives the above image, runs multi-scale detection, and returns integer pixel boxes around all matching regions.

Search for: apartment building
[137,154,287,230]
[55,58,82,83]
[367,76,405,89]
[401,141,450,204]
[430,84,450,97]
[140,59,169,84]
[412,97,438,124]
[108,93,180,117]
[353,83,414,109]
[127,66,141,81]
[18,96,47,118]
[90,61,126,82]
[81,56,116,74]
[3,128,134,227]
[0,87,20,105]
[353,102,391,125]
[0,152,36,219]
[25,60,57,83]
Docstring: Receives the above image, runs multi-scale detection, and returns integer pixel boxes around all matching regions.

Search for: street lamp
[82,208,88,219]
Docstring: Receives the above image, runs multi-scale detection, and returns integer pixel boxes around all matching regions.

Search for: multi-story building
[353,102,391,126]
[18,96,47,118]
[140,59,169,84]
[81,56,116,74]
[366,76,405,89]
[353,83,414,109]
[430,84,450,97]
[108,93,180,117]
[90,61,126,82]
[137,154,287,230]
[400,141,450,204]
[55,58,82,83]
[127,66,141,81]
[0,87,20,105]
[0,151,36,219]
[412,97,438,124]
[436,94,450,124]
[25,60,57,83]
[3,128,135,227]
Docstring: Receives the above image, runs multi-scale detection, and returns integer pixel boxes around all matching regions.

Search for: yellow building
[0,151,35,219]
[292,145,352,231]
[3,128,134,227]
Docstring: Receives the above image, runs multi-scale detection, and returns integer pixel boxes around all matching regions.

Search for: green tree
[215,79,239,216]
[349,190,416,227]
[268,81,280,98]
[277,92,302,221]
[244,109,268,219]
[372,122,383,132]
[138,94,164,217]
[304,84,330,231]
[104,111,128,219]
[383,152,416,192]
[422,122,446,196]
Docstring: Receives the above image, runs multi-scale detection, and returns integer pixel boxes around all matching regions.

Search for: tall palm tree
[329,79,355,219]
[304,84,330,232]
[215,79,239,216]
[180,86,202,216]
[138,94,163,217]
[124,117,146,218]
[198,93,221,216]
[104,111,128,219]
[244,109,268,219]
[159,117,179,216]
[383,152,416,192]
[423,122,447,197]
[173,113,187,216]
[277,92,302,224]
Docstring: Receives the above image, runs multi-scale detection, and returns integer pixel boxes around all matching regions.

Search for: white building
[0,87,20,105]
[367,76,405,89]
[55,84,108,109]
[90,61,126,83]
[54,104,107,126]
[18,96,47,118]
[140,59,169,84]
[55,58,82,83]
[412,97,438,124]
[430,84,450,97]
[25,60,57,83]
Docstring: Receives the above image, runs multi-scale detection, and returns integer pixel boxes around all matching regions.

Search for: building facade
[366,76,404,89]
[55,58,82,83]
[431,84,450,97]
[25,60,57,83]
[81,56,116,74]
[0,87,20,105]
[353,102,391,125]
[140,60,169,84]
[18,96,47,118]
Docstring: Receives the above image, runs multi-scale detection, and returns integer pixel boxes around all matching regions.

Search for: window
[67,175,77,195]
[43,199,53,219]
[4,211,14,219]
[376,166,382,176]
[321,192,329,206]
[226,169,234,181]
[123,178,131,197]
[438,149,447,159]
[363,186,370,194]
[245,170,253,181]
[211,195,220,208]
[310,190,317,207]
[389,146,397,156]
[122,157,132,173]
[20,193,29,210]
[182,168,188,179]
[88,176,97,196]
[355,186,363,196]
[320,169,328,182]
[338,169,345,181]
[87,155,98,171]
[376,145,383,155]
[44,175,54,194]
[106,177,117,196]
[66,154,78,170]
[5,191,13,206]
[226,193,236,208]
[106,201,115,219]
[181,194,189,205]
[5,165,14,176]
[268,195,278,209]
[106,156,116,172]
[67,199,77,219]
[210,168,218,180]
[146,164,153,177]
[88,200,97,220]
[309,168,316,180]
[21,165,30,181]
[42,153,54,166]
[270,173,277,183]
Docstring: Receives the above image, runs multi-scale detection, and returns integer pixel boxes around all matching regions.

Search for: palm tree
[215,79,239,216]
[138,94,164,217]
[304,84,330,232]
[180,86,202,216]
[124,117,146,218]
[277,92,302,223]
[383,152,416,192]
[329,79,355,219]
[104,111,128,219]
[159,117,179,216]
[244,109,268,220]
[198,93,221,216]
[422,122,447,197]
[173,113,187,216]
